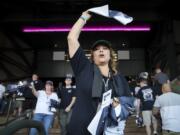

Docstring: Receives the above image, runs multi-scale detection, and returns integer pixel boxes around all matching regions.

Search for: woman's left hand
[112,97,120,107]
[65,106,71,112]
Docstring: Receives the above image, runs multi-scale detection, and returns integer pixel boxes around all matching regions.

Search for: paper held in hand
[101,89,112,108]
[88,5,133,25]
[87,90,112,135]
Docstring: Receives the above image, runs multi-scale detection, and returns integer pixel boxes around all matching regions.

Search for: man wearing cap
[29,80,59,135]
[57,74,76,135]
[67,10,132,135]
[137,72,158,135]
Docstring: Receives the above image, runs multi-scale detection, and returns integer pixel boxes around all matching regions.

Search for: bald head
[155,68,161,74]
[162,83,171,93]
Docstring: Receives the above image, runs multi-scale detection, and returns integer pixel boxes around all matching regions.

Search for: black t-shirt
[57,86,76,109]
[101,76,118,100]
[68,47,97,135]
[137,86,156,111]
[24,80,44,99]
[33,80,44,90]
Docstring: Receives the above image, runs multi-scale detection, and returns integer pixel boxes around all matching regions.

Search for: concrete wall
[37,49,145,77]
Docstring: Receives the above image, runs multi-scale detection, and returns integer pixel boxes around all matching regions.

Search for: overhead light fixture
[22,25,151,32]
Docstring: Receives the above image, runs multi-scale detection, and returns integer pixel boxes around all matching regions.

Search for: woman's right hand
[81,11,92,21]
[67,10,92,58]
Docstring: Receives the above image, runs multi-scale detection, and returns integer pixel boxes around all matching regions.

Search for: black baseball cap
[91,40,112,50]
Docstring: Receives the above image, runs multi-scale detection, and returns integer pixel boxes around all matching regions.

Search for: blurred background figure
[57,74,76,135]
[31,74,44,90]
[133,80,142,127]
[29,80,59,135]
[28,74,44,109]
[171,76,180,94]
[12,80,27,117]
[154,68,170,96]
[0,81,6,115]
[153,83,180,135]
[137,72,158,135]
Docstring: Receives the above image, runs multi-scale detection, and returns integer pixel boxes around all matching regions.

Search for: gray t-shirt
[154,72,169,84]
[154,92,180,132]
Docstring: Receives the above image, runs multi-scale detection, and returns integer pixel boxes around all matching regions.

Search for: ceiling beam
[0,53,30,74]
[0,48,33,52]
[4,33,33,70]
[0,62,15,78]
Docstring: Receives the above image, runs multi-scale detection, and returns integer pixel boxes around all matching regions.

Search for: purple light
[22,26,151,32]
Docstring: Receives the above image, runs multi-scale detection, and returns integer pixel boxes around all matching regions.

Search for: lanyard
[102,72,110,92]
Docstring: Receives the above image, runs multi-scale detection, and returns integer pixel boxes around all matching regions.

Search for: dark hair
[139,78,148,84]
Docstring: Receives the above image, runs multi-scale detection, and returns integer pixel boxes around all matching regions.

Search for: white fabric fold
[88,4,133,25]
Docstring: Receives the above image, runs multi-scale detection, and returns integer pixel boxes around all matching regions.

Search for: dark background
[0,0,179,83]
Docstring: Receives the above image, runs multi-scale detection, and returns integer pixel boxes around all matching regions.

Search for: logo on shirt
[142,88,154,101]
[68,89,72,93]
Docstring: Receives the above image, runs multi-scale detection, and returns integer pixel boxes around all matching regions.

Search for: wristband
[80,16,87,23]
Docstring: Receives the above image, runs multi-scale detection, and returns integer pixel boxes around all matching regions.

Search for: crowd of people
[128,69,180,135]
[0,10,180,135]
[1,68,180,135]
[0,73,76,135]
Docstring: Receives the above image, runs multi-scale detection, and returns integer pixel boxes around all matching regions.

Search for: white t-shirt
[104,120,126,135]
[154,92,180,132]
[104,104,125,135]
[34,90,59,115]
[0,84,6,99]
[135,86,140,96]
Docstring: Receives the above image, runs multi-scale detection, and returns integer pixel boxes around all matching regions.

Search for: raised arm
[67,11,91,58]
[30,83,38,97]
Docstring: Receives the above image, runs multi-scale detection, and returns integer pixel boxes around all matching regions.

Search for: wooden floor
[0,115,148,135]
[125,117,146,135]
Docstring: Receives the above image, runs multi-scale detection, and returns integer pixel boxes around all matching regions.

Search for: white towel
[88,5,133,25]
